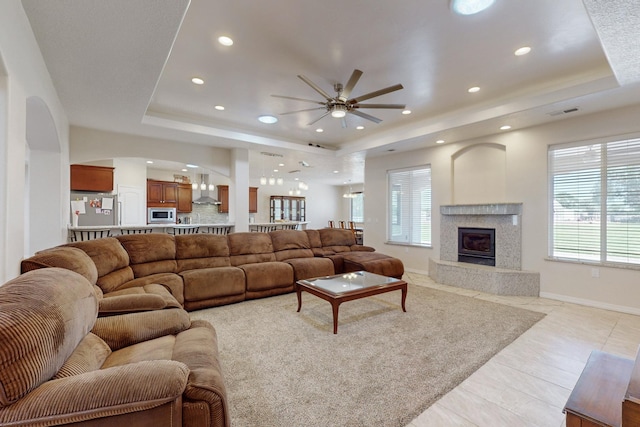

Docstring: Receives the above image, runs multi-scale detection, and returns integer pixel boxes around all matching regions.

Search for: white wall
[365,104,640,313]
[0,1,70,281]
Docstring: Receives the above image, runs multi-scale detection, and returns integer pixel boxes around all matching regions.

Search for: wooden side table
[563,350,634,427]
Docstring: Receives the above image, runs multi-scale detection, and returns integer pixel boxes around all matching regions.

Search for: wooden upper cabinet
[70,165,114,192]
[147,179,178,207]
[217,185,229,213]
[177,183,193,213]
[249,187,258,213]
[218,186,257,213]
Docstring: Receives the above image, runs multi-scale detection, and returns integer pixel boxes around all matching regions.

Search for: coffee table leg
[401,285,407,312]
[332,301,340,334]
[296,286,302,312]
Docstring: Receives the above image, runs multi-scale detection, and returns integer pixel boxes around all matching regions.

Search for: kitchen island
[67,223,235,241]
[67,221,308,241]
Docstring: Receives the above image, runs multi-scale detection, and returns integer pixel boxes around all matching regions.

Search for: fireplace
[458,227,495,266]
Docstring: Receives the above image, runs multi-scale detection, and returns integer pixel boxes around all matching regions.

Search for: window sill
[545,256,640,272]
[385,241,432,249]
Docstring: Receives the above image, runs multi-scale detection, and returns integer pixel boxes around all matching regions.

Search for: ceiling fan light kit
[273,69,405,127]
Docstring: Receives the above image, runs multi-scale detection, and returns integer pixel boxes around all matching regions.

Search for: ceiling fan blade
[354,103,406,109]
[298,75,333,101]
[349,110,382,124]
[349,83,404,104]
[271,94,325,105]
[338,69,363,102]
[307,111,330,126]
[279,107,325,115]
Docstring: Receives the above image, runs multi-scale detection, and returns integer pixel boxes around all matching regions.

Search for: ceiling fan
[272,69,405,127]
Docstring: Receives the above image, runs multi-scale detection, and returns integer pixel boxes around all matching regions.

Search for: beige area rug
[190,282,545,427]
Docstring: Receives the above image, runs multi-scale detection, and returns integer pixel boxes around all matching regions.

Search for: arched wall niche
[451,142,507,204]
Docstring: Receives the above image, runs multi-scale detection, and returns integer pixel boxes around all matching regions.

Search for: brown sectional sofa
[7,228,403,426]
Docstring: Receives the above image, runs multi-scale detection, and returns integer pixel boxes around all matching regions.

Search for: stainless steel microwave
[148,207,176,224]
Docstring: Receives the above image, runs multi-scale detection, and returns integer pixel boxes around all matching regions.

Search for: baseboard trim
[405,267,429,276]
[540,292,640,316]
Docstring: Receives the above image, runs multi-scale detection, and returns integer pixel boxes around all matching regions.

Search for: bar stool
[338,221,346,229]
[328,220,335,228]
[71,229,112,242]
[172,226,200,235]
[203,226,231,235]
[120,228,153,235]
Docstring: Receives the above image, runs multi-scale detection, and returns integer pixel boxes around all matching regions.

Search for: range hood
[193,174,221,205]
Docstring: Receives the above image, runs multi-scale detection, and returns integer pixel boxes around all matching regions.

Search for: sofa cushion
[270,230,314,261]
[121,273,185,305]
[92,309,192,351]
[228,232,277,265]
[21,246,98,285]
[66,237,131,282]
[98,284,182,314]
[318,228,356,253]
[0,268,98,406]
[305,229,327,256]
[239,261,293,292]
[52,333,111,379]
[117,234,178,277]
[341,252,405,279]
[285,257,335,281]
[180,267,245,302]
[175,234,231,271]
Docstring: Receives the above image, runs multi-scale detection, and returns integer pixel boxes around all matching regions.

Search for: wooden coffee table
[296,271,407,334]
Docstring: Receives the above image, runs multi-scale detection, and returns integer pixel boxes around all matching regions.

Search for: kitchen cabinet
[217,185,259,213]
[217,185,229,213]
[70,164,114,192]
[147,179,178,207]
[177,183,193,213]
[270,196,305,222]
[249,187,258,213]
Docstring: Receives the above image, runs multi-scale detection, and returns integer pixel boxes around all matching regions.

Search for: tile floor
[404,272,640,427]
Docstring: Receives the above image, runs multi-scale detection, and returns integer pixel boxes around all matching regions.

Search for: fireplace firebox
[458,227,495,266]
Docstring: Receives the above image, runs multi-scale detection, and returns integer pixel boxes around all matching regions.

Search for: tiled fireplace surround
[428,203,540,296]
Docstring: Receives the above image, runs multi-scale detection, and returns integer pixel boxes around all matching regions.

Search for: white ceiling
[20,0,640,186]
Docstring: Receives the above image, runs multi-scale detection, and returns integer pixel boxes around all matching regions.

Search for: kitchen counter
[67,223,235,241]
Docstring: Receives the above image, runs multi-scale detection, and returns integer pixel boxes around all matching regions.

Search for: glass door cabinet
[270,196,305,222]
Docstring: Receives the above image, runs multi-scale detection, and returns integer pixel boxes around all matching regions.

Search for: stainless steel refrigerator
[71,192,119,226]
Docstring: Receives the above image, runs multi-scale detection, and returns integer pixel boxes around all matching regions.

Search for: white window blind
[387,165,431,246]
[350,192,364,223]
[549,137,640,265]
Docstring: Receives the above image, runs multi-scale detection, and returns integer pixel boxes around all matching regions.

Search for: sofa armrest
[92,308,192,350]
[0,360,188,426]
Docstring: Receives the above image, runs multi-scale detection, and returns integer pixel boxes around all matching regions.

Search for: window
[549,137,640,265]
[350,192,364,223]
[387,165,431,246]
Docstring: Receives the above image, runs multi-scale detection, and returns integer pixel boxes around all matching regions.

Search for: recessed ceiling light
[436,140,445,144]
[278,163,285,167]
[515,46,531,56]
[356,125,365,130]
[191,77,204,85]
[468,86,480,93]
[181,169,188,172]
[273,169,279,173]
[500,125,512,130]
[146,160,153,164]
[258,115,278,124]
[316,128,323,133]
[402,110,412,115]
[450,0,495,15]
[218,36,233,46]
[186,164,198,168]
[214,105,225,111]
